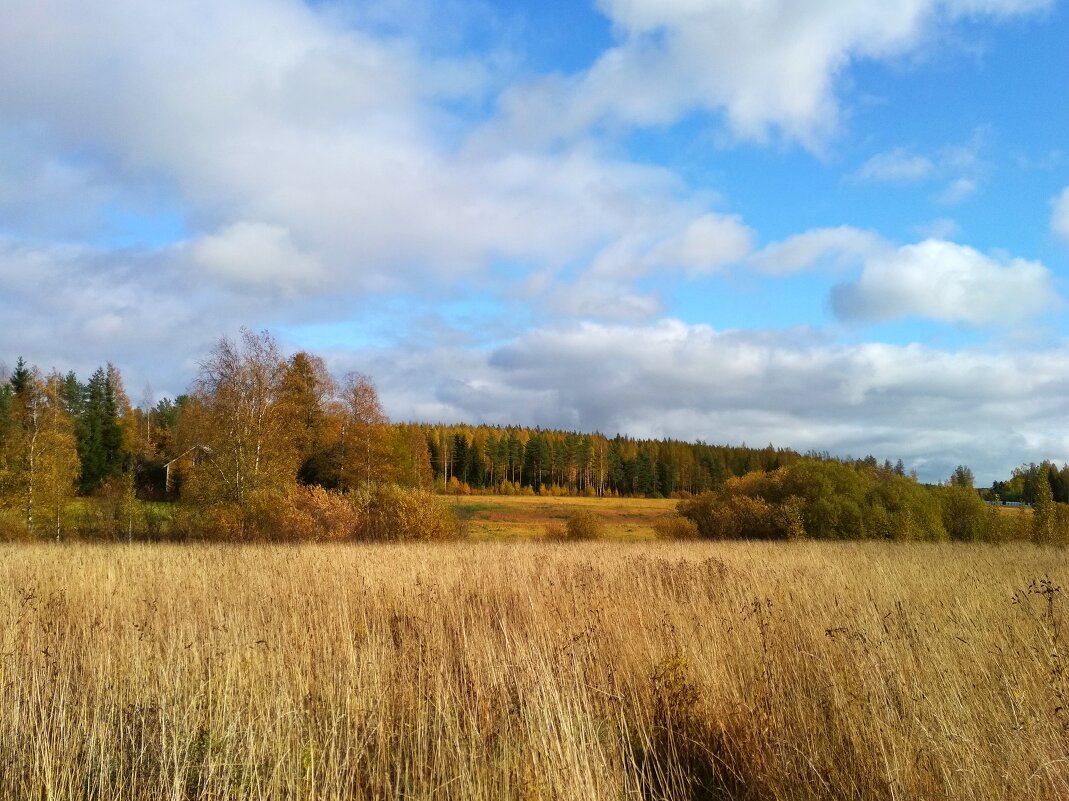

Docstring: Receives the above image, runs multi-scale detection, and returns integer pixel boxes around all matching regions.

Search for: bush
[543,521,567,540]
[565,510,604,540]
[281,486,360,541]
[653,514,700,540]
[353,484,461,542]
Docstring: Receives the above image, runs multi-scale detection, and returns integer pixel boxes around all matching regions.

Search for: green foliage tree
[1031,472,1056,545]
[938,484,989,542]
[678,458,947,541]
[76,367,126,494]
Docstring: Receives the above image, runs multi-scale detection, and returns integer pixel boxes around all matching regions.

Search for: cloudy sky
[2,0,1068,483]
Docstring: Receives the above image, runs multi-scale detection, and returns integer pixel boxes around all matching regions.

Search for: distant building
[163,445,213,494]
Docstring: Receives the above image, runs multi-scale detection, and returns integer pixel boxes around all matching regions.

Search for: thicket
[677,458,1058,543]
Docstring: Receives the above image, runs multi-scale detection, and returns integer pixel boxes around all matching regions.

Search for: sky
[1,0,1068,484]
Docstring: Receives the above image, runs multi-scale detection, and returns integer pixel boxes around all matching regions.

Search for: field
[2,539,1067,800]
[452,494,678,539]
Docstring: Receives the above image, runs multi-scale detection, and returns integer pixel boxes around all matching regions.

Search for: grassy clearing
[2,540,1067,799]
[452,494,677,539]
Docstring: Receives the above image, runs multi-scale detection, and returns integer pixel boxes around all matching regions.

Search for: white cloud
[0,0,714,303]
[1052,186,1069,244]
[831,239,1057,325]
[191,222,323,294]
[852,127,991,202]
[854,148,934,183]
[936,177,979,205]
[749,226,887,275]
[643,214,755,276]
[496,0,1048,149]
[582,212,753,282]
[0,241,220,393]
[548,280,663,321]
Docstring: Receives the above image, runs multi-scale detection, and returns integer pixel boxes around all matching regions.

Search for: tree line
[2,329,1067,544]
[422,424,798,497]
[0,330,805,541]
[987,461,1069,505]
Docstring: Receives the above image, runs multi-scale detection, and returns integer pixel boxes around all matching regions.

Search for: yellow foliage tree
[339,372,391,490]
[1,368,80,539]
[179,330,302,533]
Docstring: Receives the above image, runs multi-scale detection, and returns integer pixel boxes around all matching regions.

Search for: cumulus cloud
[1052,186,1069,244]
[0,0,715,304]
[191,222,323,294]
[496,0,1048,148]
[749,226,888,275]
[831,240,1057,325]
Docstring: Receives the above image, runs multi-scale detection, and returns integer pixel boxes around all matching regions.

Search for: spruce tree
[78,367,125,493]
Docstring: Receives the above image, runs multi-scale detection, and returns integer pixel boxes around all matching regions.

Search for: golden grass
[1,541,1067,799]
[453,494,677,540]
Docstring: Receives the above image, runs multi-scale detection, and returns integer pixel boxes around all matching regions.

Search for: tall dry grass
[1,541,1066,800]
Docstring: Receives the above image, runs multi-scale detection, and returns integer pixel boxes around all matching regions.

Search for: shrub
[653,514,700,540]
[565,510,604,540]
[281,486,359,541]
[543,521,567,540]
[353,484,461,542]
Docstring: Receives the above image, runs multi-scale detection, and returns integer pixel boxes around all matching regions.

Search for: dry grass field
[453,494,678,539]
[1,540,1067,800]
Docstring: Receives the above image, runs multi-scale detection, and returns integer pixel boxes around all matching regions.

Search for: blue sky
[2,0,1068,483]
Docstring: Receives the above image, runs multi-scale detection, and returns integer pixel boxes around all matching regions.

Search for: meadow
[2,539,1067,800]
[452,493,677,539]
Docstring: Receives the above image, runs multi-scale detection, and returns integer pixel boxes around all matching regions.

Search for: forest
[0,329,1065,543]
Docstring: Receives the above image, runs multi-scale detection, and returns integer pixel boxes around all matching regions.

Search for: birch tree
[340,372,390,489]
[185,329,301,508]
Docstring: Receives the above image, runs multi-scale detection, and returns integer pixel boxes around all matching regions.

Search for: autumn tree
[0,369,15,503]
[0,365,79,538]
[950,464,975,488]
[390,424,434,488]
[339,372,390,489]
[35,372,81,539]
[279,352,344,488]
[182,330,302,516]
